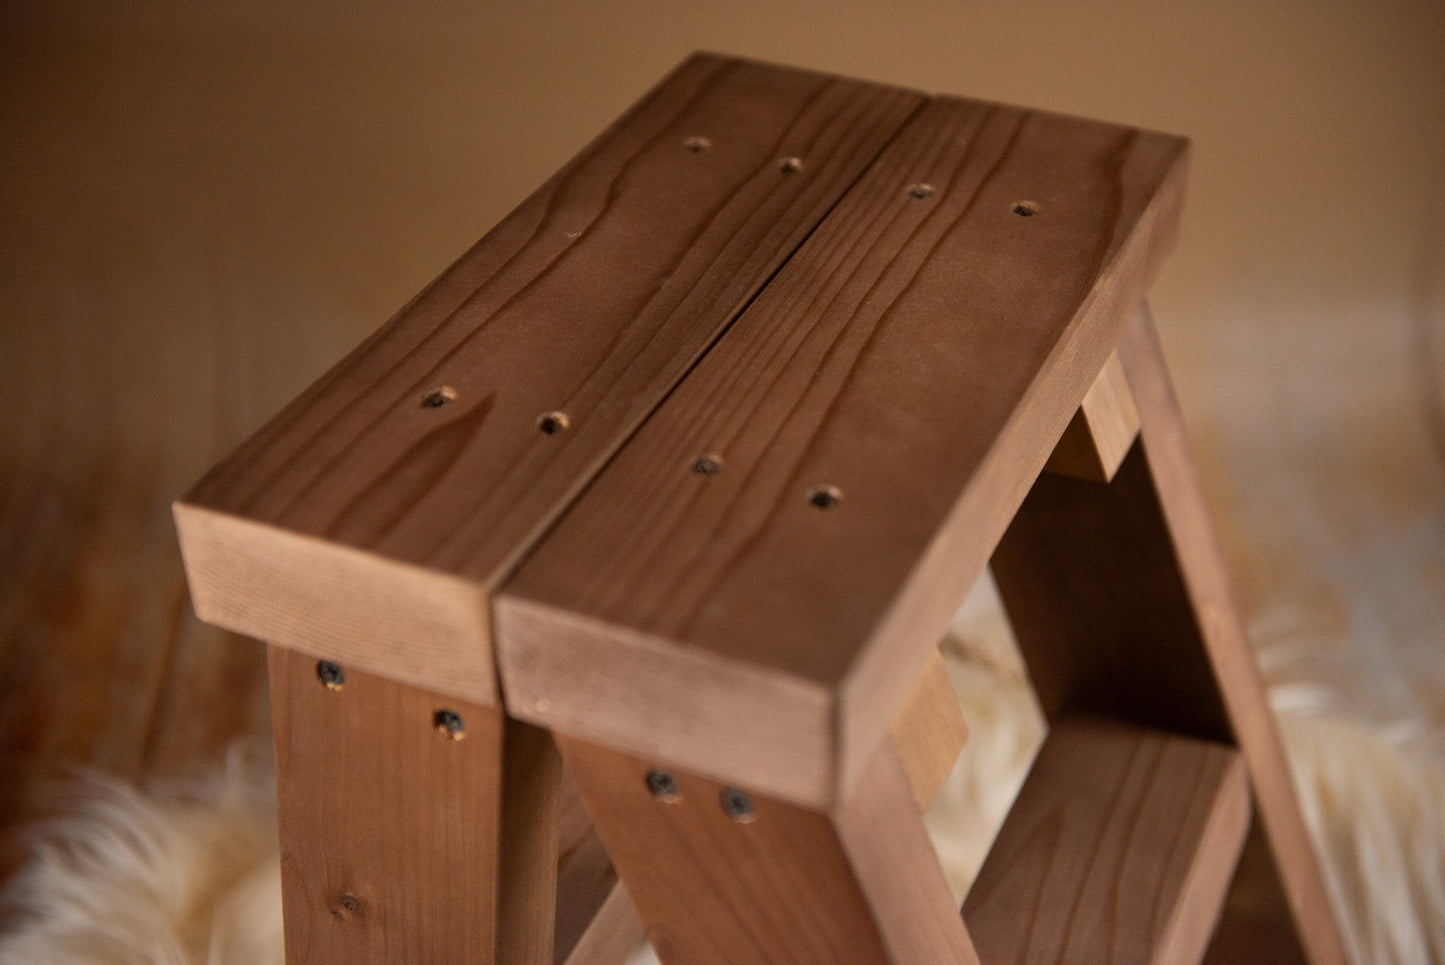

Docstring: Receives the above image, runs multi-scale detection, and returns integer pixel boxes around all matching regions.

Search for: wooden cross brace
[175,54,1349,965]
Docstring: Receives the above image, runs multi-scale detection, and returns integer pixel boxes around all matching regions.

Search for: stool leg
[556,732,979,965]
[268,646,559,964]
[989,305,1348,965]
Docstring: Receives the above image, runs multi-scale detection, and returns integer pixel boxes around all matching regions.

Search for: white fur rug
[1,571,1441,965]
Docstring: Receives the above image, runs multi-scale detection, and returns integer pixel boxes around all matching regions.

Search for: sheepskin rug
[0,564,1441,965]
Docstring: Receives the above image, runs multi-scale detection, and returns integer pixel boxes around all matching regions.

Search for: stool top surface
[175,53,1187,806]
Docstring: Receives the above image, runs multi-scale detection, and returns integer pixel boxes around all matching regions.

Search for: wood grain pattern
[1044,350,1140,482]
[1113,309,1349,965]
[557,733,891,964]
[498,719,563,965]
[988,305,1347,964]
[834,736,983,965]
[176,54,925,704]
[962,718,1250,965]
[499,94,1189,806]
[556,732,978,965]
[268,646,504,964]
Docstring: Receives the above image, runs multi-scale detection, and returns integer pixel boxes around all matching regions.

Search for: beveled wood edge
[176,501,495,704]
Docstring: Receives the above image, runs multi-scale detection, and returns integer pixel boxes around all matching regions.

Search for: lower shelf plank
[962,717,1250,965]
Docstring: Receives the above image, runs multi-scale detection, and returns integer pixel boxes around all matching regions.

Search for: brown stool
[174,53,1348,965]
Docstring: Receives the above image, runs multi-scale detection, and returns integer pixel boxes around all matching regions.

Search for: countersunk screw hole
[537,411,570,435]
[807,486,842,510]
[692,454,723,476]
[646,769,681,802]
[1012,201,1040,217]
[421,386,456,409]
[907,183,936,200]
[316,660,345,690]
[778,156,804,174]
[720,787,756,823]
[434,710,466,740]
[684,136,713,153]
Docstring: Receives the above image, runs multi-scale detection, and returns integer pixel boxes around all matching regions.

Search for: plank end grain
[495,593,836,809]
[176,502,495,704]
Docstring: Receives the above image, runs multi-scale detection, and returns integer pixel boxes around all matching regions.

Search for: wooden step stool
[174,54,1349,964]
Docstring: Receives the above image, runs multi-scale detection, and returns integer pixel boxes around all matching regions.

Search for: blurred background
[1,1,1442,961]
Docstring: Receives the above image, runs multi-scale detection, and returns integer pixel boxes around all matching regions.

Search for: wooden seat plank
[497,95,1188,807]
[173,54,924,704]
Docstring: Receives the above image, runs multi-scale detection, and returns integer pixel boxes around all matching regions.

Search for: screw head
[807,486,842,509]
[720,787,756,823]
[421,385,456,408]
[646,769,680,802]
[434,709,466,740]
[316,660,345,690]
[537,410,570,435]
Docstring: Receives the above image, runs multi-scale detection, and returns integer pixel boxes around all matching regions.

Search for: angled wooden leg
[988,305,1348,965]
[555,732,979,965]
[269,647,560,964]
[549,651,964,965]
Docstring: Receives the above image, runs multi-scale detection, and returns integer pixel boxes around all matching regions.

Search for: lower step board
[962,717,1251,965]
